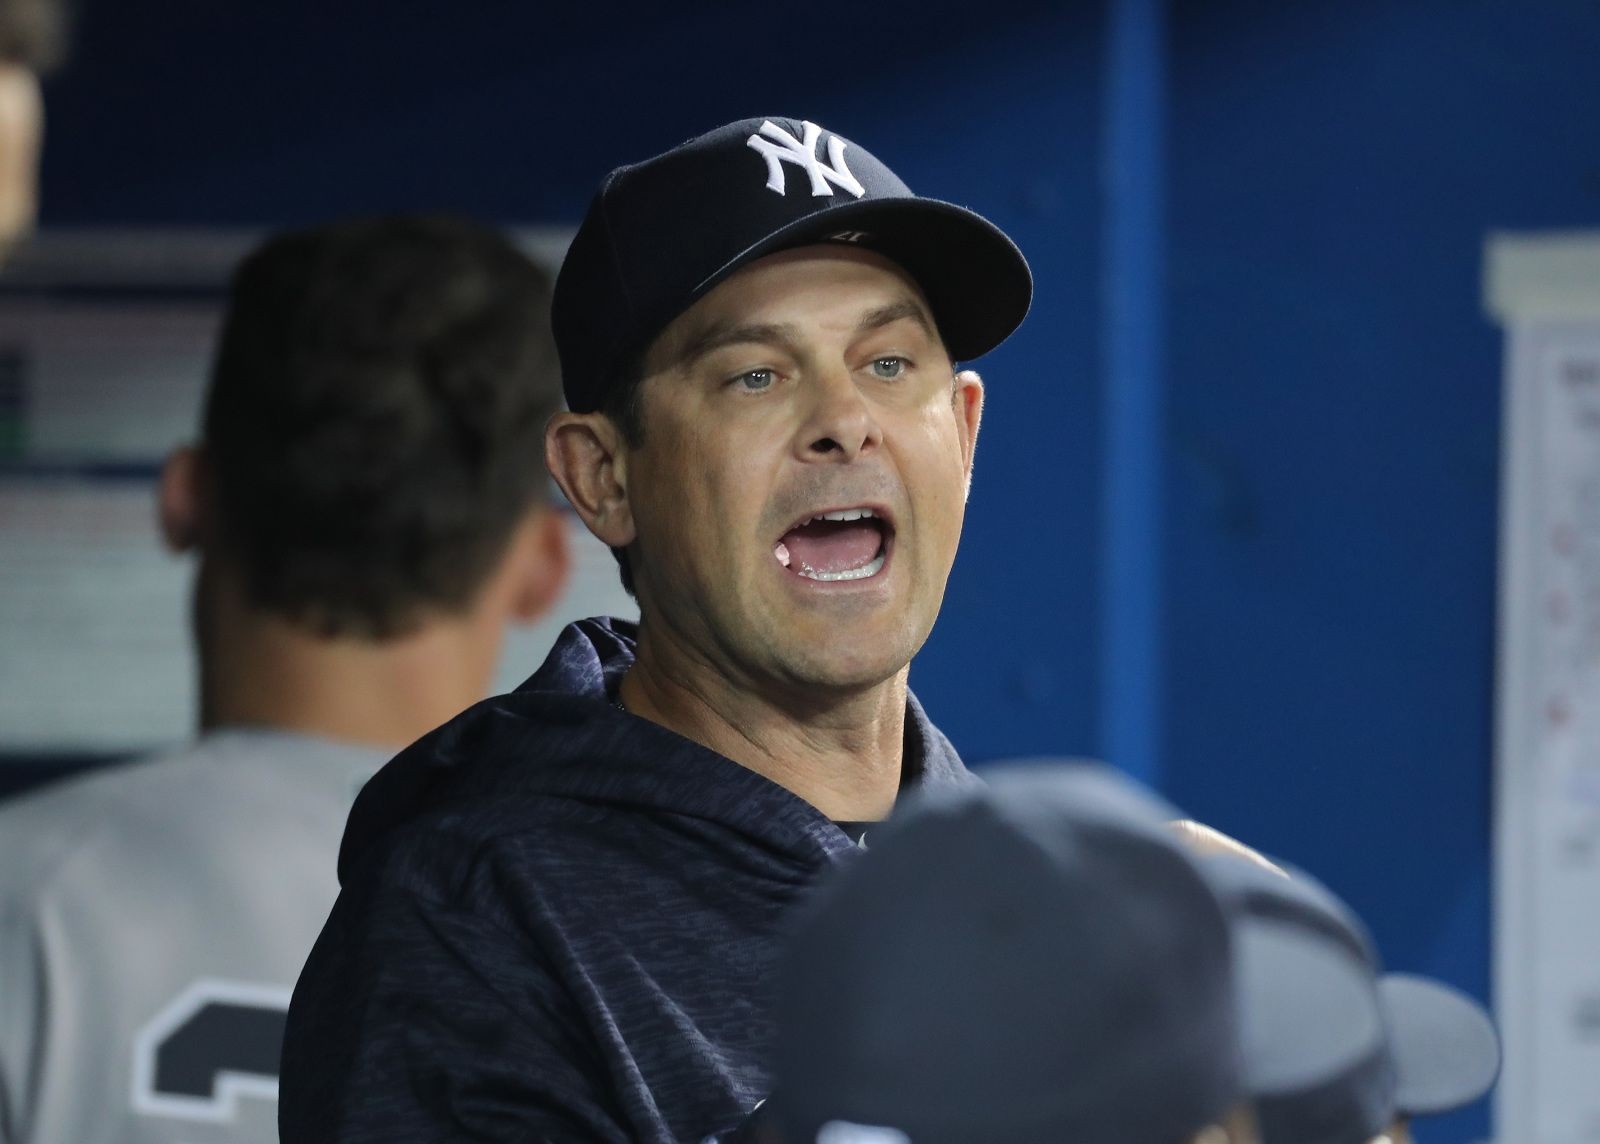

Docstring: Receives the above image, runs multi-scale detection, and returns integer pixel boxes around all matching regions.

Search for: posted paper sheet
[1488,232,1600,1144]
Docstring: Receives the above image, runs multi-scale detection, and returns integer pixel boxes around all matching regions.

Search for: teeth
[794,552,886,582]
[811,508,876,524]
[774,542,792,568]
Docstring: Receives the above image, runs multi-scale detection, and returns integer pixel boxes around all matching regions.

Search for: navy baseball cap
[1202,857,1396,1144]
[765,761,1243,1144]
[1202,858,1500,1143]
[1381,974,1500,1118]
[552,116,1033,413]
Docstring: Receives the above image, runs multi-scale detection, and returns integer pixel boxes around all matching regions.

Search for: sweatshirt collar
[340,617,975,881]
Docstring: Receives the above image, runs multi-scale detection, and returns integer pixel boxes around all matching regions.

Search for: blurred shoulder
[0,756,169,915]
[0,730,383,900]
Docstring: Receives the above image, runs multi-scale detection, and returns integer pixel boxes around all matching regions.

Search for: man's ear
[157,445,205,553]
[953,369,984,500]
[545,411,636,550]
[508,504,571,623]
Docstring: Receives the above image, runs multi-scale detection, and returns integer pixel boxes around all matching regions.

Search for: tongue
[780,519,883,574]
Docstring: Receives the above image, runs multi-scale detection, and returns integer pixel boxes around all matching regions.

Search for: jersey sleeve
[278,870,630,1144]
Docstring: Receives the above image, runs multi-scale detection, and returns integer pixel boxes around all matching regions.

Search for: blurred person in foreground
[279,115,1031,1143]
[745,762,1259,1144]
[0,0,66,257]
[1202,856,1500,1144]
[0,216,570,1144]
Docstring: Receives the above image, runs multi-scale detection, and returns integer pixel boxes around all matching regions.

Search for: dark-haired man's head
[546,117,1030,694]
[160,216,569,745]
[0,0,66,256]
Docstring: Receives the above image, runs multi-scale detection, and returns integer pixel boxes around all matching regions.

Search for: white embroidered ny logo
[746,120,867,199]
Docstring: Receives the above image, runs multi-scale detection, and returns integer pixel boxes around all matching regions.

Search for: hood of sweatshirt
[338,616,976,884]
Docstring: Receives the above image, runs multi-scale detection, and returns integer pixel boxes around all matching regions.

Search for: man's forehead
[649,246,940,369]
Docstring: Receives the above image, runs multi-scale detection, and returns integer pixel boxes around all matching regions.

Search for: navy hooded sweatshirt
[279,617,976,1143]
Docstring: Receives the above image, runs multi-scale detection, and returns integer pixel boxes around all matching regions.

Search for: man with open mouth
[280,116,1031,1143]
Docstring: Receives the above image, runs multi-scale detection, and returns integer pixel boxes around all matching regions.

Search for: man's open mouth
[772,507,891,583]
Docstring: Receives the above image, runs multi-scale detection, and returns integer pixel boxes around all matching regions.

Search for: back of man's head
[0,0,65,69]
[0,0,64,71]
[200,216,561,639]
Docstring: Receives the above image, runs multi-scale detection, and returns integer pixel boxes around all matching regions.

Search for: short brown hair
[0,0,69,72]
[204,216,561,639]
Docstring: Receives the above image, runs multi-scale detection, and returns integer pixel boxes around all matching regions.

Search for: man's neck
[619,623,908,822]
[198,587,505,752]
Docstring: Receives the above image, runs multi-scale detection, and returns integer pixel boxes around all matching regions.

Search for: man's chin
[763,631,919,697]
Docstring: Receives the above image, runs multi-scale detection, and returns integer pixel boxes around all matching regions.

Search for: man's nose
[794,367,882,463]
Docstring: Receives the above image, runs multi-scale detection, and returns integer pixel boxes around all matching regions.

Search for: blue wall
[1161,4,1600,1141]
[37,3,1600,1140]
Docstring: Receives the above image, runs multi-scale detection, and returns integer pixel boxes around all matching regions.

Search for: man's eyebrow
[856,298,938,341]
[673,320,802,370]
[667,298,937,371]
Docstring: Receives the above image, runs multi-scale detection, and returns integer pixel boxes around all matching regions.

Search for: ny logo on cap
[747,120,867,200]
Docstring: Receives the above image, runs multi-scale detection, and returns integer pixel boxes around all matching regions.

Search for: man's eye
[869,357,906,380]
[733,369,776,392]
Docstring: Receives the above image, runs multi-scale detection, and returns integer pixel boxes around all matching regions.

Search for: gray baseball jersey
[0,728,385,1144]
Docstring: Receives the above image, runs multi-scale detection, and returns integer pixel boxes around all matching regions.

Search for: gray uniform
[0,729,384,1144]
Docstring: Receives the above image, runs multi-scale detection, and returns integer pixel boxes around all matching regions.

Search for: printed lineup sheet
[0,229,633,757]
[1487,232,1600,1144]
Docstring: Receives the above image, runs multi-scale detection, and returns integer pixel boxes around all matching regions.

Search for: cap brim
[1199,855,1388,1096]
[1379,974,1500,1114]
[690,196,1033,363]
[1234,919,1388,1095]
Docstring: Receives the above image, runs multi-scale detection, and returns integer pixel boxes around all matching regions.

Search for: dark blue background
[35,2,1600,1139]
